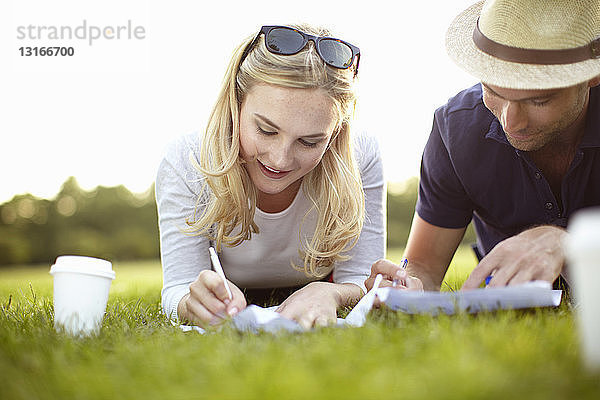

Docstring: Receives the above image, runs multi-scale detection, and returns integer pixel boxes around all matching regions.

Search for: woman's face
[239,84,338,207]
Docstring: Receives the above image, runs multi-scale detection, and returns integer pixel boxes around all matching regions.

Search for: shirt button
[545,202,554,210]
[535,172,542,180]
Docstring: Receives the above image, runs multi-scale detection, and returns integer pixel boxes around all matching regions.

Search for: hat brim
[445,1,600,89]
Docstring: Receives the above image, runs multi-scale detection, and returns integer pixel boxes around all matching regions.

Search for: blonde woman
[156,24,384,329]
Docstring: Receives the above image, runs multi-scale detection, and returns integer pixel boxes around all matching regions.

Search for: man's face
[481,82,589,151]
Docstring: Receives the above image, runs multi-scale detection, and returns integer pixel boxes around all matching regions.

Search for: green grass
[1,248,599,400]
[0,259,163,304]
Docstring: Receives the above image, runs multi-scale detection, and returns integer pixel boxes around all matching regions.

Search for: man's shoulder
[433,83,496,143]
[442,83,486,115]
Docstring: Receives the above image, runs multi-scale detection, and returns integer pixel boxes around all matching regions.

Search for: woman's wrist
[307,281,362,308]
[336,282,364,307]
[177,293,191,322]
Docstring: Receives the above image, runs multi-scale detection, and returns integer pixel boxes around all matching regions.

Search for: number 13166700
[19,47,75,56]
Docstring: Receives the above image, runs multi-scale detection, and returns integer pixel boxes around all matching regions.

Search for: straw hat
[446,0,600,89]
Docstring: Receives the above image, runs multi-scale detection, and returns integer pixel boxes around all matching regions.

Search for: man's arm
[366,213,466,291]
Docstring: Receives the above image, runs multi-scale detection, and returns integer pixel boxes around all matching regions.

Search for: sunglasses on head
[240,25,361,77]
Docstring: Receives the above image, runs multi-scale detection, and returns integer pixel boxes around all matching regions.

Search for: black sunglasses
[240,25,361,77]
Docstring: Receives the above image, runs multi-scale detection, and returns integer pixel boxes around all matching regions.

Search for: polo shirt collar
[484,118,510,146]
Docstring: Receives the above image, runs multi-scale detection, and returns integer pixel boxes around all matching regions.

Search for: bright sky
[0,0,477,204]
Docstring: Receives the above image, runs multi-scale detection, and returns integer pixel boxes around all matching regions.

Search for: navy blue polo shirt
[416,83,600,257]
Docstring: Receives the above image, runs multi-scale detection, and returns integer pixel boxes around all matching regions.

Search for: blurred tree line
[0,177,158,266]
[0,176,476,267]
[386,177,476,248]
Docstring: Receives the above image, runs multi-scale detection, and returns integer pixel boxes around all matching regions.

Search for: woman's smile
[258,160,292,179]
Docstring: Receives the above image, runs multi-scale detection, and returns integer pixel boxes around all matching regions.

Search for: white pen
[208,246,233,300]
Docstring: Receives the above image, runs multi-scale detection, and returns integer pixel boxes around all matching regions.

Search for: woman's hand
[177,270,247,326]
[276,282,359,330]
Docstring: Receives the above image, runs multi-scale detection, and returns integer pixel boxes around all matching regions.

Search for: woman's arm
[334,131,386,294]
[156,134,208,320]
[157,133,246,324]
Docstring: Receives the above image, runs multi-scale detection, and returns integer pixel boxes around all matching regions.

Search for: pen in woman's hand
[209,247,233,300]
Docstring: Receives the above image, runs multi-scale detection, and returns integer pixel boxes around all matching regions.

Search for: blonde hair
[187,24,364,277]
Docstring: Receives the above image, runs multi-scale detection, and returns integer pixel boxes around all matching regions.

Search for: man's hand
[365,259,424,291]
[462,225,566,289]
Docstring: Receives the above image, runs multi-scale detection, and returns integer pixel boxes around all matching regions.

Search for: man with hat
[367,0,600,291]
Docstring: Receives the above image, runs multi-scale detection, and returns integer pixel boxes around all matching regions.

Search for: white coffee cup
[564,207,600,370]
[49,255,116,336]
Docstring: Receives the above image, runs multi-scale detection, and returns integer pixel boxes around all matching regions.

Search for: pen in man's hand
[209,246,233,300]
[392,258,408,288]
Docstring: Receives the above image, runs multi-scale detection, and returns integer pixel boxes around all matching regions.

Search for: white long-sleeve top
[155,130,385,319]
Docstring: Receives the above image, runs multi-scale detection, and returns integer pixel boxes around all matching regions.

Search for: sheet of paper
[232,305,348,333]
[176,280,562,334]
[223,275,383,332]
[375,281,562,315]
[177,276,382,334]
[344,274,382,327]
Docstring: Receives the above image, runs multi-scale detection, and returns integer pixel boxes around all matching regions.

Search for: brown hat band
[473,19,600,65]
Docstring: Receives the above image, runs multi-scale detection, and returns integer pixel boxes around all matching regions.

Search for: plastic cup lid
[50,255,115,280]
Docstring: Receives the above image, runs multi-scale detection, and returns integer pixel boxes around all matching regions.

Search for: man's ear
[588,75,600,88]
